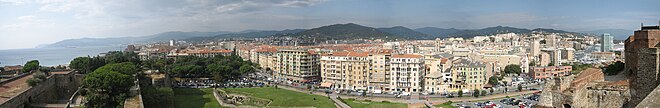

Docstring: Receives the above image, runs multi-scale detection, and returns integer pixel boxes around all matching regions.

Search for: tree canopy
[604,61,625,75]
[26,71,47,87]
[95,62,139,75]
[504,64,522,75]
[83,69,135,108]
[488,76,499,86]
[23,60,40,72]
[70,56,107,74]
[168,55,254,81]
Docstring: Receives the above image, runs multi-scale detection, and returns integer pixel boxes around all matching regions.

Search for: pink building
[529,66,572,80]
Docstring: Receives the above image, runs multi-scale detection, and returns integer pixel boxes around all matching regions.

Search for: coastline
[0,46,124,67]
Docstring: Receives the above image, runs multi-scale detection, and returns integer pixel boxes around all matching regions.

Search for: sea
[0,45,125,67]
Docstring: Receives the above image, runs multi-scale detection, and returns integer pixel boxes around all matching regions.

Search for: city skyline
[2,0,660,50]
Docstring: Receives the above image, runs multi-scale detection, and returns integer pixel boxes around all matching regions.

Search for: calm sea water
[0,46,125,66]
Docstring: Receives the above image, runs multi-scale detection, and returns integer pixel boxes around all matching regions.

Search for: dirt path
[0,74,34,103]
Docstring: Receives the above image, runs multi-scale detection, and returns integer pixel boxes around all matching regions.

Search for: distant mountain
[413,27,462,38]
[44,31,230,48]
[377,26,431,39]
[448,26,532,38]
[185,29,306,41]
[46,23,603,48]
[288,23,398,40]
[579,29,633,40]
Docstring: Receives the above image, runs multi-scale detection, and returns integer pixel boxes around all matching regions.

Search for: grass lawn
[173,88,224,108]
[223,87,335,108]
[434,101,457,108]
[341,98,407,108]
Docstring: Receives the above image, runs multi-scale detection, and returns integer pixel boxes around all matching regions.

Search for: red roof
[322,52,369,57]
[392,54,423,58]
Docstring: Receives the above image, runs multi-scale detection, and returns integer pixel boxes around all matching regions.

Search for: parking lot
[452,93,540,108]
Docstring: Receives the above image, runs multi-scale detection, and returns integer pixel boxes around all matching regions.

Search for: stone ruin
[536,68,631,108]
[223,94,248,105]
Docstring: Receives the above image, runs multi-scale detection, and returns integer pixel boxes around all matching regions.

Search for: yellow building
[276,49,320,82]
[320,52,370,91]
[450,58,487,92]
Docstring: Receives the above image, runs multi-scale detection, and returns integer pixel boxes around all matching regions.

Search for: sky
[1,0,659,50]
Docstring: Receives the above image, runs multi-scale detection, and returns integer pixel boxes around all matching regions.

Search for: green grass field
[341,98,407,108]
[434,101,457,108]
[173,88,224,108]
[223,87,336,108]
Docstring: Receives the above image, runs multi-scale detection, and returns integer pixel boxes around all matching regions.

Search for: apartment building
[424,58,452,94]
[253,47,278,71]
[528,66,572,80]
[320,52,370,91]
[450,58,487,92]
[390,54,425,93]
[366,50,392,92]
[275,49,321,82]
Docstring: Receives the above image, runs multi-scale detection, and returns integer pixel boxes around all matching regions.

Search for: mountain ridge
[44,23,616,48]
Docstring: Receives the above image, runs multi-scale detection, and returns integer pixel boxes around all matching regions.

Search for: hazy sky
[1,0,659,50]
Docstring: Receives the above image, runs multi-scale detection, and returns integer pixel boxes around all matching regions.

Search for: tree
[207,63,232,82]
[26,71,47,87]
[105,51,140,64]
[473,89,480,97]
[458,90,463,97]
[70,56,107,74]
[517,85,523,92]
[95,62,139,75]
[70,57,91,73]
[488,76,499,86]
[604,61,625,75]
[172,65,203,77]
[481,90,487,96]
[489,88,494,94]
[239,64,255,74]
[83,70,135,108]
[22,60,40,73]
[504,64,522,75]
[529,62,536,67]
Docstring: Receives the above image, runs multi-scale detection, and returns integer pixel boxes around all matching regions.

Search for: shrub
[458,90,463,97]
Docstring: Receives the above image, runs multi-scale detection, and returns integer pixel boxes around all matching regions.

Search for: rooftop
[452,58,486,67]
[392,54,423,58]
[321,52,369,57]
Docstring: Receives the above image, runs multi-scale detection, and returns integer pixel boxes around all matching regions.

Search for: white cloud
[1,15,53,30]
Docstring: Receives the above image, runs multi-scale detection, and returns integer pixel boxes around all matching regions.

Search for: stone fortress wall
[0,71,82,108]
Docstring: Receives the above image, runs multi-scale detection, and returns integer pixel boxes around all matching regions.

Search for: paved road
[329,93,351,108]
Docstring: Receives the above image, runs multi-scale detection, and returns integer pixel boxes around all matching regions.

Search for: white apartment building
[390,54,425,93]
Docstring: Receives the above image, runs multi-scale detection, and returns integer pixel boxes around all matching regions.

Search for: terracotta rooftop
[392,54,423,58]
[576,68,604,80]
[184,49,232,54]
[321,52,369,57]
[440,58,449,63]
